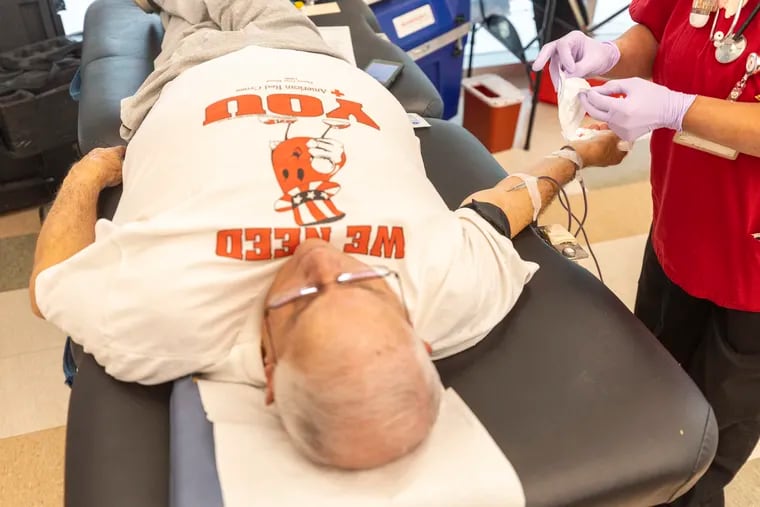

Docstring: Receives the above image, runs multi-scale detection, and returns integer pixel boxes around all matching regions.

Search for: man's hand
[570,127,629,167]
[72,146,127,190]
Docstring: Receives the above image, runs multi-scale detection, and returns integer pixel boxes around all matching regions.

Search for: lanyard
[728,52,760,100]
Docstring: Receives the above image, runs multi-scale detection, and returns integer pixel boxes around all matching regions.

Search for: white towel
[316,26,356,66]
[197,380,526,507]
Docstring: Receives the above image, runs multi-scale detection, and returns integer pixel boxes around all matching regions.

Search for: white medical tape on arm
[508,173,541,222]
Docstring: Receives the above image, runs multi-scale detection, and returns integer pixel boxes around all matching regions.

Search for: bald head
[273,291,442,469]
[262,239,442,469]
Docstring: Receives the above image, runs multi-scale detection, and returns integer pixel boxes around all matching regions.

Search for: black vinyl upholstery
[66,1,718,506]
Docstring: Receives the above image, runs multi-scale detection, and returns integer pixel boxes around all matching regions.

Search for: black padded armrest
[77,0,163,153]
[65,354,172,507]
[417,120,717,506]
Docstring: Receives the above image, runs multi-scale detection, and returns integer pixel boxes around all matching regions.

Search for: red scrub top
[630,0,760,312]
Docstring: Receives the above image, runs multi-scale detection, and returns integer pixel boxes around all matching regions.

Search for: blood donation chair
[64,0,718,506]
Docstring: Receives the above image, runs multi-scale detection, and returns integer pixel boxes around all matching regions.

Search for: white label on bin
[393,5,436,39]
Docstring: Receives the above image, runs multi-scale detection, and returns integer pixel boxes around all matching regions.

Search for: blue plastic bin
[370,0,470,119]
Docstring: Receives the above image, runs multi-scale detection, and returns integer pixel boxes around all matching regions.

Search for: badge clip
[673,131,739,160]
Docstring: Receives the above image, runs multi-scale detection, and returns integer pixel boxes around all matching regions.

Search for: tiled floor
[0,208,41,239]
[0,427,65,507]
[0,289,69,439]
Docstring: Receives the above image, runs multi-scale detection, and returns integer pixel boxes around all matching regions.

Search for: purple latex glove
[531,31,621,90]
[578,78,698,142]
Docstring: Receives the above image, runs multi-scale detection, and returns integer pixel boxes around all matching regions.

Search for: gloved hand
[578,78,698,142]
[532,31,621,90]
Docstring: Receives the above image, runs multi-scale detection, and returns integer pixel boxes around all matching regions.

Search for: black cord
[549,176,575,233]
[575,179,589,237]
[574,210,604,285]
[537,176,604,283]
[557,186,572,231]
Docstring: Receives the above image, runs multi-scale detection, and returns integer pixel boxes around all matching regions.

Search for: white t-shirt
[36,46,538,385]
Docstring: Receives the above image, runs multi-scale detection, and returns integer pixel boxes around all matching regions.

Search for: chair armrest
[65,353,171,507]
[417,119,717,506]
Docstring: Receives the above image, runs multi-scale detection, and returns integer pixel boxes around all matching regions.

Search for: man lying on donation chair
[29,0,627,472]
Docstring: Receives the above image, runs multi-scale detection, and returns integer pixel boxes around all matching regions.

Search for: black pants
[635,236,760,507]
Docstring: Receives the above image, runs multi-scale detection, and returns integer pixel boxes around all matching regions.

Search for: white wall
[59,0,98,34]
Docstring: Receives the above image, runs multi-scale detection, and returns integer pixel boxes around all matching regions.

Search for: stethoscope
[710,1,760,63]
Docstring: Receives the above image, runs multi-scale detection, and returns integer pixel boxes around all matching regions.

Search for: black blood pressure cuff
[461,200,512,238]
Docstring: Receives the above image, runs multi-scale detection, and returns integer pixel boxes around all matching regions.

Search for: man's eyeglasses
[263,266,409,364]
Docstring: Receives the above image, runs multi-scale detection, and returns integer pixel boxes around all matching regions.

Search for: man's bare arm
[30,146,125,318]
[462,132,627,238]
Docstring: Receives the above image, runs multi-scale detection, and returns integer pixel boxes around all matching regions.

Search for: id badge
[673,131,739,160]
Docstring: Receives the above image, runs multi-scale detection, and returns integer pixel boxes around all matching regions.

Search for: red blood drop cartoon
[261,116,350,226]
[271,136,347,226]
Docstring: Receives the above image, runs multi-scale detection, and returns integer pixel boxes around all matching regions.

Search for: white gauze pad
[558,76,591,141]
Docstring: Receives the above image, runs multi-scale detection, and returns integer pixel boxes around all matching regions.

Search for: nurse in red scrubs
[534,1,760,505]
